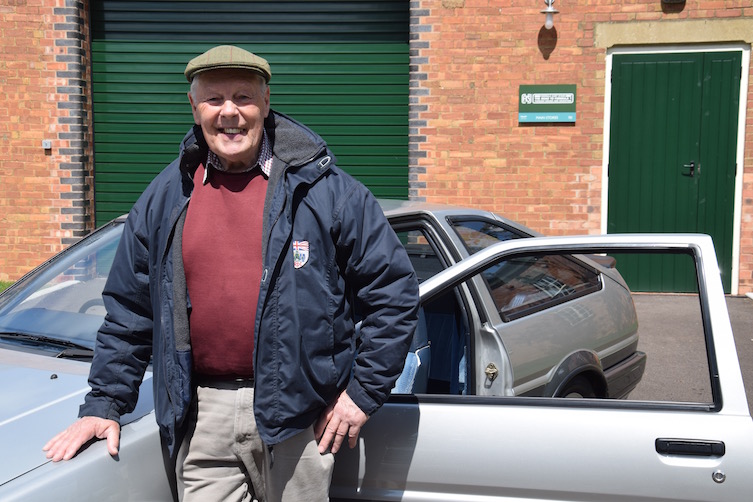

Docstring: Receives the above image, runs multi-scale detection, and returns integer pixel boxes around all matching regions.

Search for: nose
[219,99,238,117]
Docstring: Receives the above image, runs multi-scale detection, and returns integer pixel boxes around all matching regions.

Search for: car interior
[392,233,471,396]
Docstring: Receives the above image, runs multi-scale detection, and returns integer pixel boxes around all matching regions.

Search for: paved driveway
[631,294,753,411]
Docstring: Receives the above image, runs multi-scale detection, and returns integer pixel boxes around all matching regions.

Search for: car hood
[0,347,154,486]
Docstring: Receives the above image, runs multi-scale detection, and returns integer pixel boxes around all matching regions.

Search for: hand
[43,416,120,461]
[314,390,369,454]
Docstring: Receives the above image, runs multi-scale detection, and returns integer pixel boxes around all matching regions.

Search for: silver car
[380,200,644,399]
[2,204,751,501]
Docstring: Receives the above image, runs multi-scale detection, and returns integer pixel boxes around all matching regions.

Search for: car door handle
[655,438,725,457]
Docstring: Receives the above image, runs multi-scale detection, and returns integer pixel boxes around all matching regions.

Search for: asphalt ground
[630,294,753,412]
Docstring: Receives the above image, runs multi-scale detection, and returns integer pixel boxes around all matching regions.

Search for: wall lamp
[541,0,559,30]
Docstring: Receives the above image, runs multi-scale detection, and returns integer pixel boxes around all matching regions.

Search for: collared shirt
[203,129,273,184]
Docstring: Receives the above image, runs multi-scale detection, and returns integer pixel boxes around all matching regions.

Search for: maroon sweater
[182,163,267,377]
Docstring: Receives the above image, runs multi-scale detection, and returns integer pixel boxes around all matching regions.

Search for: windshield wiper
[0,331,94,359]
[55,347,96,359]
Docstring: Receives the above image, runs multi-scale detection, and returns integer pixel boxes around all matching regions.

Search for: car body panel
[0,352,91,484]
[500,277,639,395]
[1,410,172,502]
[333,400,753,501]
[0,348,169,501]
[0,344,169,501]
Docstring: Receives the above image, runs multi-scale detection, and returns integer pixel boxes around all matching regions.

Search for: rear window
[481,254,602,322]
[449,218,524,254]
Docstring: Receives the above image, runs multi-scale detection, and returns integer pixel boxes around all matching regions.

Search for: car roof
[378,198,490,216]
[377,199,540,237]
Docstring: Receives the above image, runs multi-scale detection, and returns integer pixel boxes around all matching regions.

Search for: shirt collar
[203,129,273,184]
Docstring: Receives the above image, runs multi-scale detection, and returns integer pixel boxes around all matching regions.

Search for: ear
[262,84,271,118]
[187,91,201,125]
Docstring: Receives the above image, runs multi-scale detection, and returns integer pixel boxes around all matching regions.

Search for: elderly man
[44,45,419,502]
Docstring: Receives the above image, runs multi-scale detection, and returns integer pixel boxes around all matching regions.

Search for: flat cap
[184,45,272,83]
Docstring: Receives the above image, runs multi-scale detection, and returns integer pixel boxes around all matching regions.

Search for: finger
[62,438,85,461]
[43,430,66,452]
[347,426,361,449]
[45,432,77,462]
[104,424,120,457]
[314,405,333,440]
[329,421,350,454]
[48,434,80,462]
[317,418,340,454]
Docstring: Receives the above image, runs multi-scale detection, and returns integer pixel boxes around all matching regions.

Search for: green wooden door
[90,1,409,225]
[607,52,741,293]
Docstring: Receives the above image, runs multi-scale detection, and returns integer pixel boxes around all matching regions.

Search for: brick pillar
[0,0,93,281]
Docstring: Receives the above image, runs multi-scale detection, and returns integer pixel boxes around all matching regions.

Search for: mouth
[219,127,245,135]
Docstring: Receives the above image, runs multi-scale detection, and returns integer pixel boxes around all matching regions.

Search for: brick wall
[1,0,752,294]
[410,0,753,294]
[0,0,92,281]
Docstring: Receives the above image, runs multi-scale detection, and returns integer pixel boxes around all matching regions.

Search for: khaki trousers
[176,380,334,502]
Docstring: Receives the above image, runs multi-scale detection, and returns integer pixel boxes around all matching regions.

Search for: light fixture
[541,0,559,30]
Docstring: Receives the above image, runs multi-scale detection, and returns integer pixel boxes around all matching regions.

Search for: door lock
[485,363,499,382]
[682,161,697,178]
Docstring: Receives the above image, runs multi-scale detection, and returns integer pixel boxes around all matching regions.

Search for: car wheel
[559,376,596,398]
[79,298,105,314]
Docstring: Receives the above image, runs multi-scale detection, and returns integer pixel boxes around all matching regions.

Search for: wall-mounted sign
[518,84,576,123]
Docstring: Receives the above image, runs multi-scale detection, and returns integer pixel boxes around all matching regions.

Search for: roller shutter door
[91,1,409,224]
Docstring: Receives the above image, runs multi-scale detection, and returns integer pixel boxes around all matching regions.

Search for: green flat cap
[184,45,272,83]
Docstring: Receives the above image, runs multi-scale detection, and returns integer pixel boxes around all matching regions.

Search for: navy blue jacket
[80,111,419,454]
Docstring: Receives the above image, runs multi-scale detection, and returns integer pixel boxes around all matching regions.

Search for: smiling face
[188,69,271,172]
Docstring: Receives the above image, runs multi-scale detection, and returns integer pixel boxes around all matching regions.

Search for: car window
[449,218,524,254]
[394,228,445,282]
[482,254,602,322]
[609,252,714,405]
[0,222,122,350]
[449,218,602,321]
[392,240,725,413]
[489,248,717,406]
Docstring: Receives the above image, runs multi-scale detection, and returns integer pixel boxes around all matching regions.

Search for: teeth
[223,128,243,134]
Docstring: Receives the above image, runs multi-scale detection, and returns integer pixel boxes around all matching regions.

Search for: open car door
[332,234,753,501]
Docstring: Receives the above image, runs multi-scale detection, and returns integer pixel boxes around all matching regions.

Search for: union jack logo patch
[292,240,309,269]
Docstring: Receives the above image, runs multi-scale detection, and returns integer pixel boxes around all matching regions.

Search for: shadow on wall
[538,26,557,60]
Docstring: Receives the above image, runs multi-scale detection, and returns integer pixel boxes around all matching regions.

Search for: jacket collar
[177,111,334,191]
[178,124,208,180]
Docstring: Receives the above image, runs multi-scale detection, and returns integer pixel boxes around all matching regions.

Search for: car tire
[79,298,105,314]
[559,376,596,398]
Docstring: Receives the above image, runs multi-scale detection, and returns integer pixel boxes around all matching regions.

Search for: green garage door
[91,1,409,225]
[607,51,742,293]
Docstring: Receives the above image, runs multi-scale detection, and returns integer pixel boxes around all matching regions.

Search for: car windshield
[0,221,123,351]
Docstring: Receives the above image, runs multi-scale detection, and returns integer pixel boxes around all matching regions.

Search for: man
[44,45,419,502]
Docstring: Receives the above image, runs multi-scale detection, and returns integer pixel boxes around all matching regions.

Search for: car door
[331,234,753,501]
